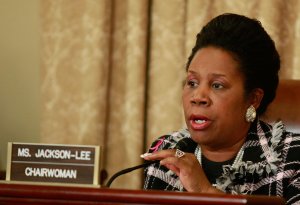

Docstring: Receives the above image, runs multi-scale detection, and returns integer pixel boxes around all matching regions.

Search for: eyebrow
[209,73,226,78]
[187,70,227,78]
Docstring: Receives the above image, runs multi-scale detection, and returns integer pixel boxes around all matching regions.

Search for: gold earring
[245,105,256,122]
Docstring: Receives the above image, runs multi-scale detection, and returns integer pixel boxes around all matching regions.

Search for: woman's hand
[142,149,223,194]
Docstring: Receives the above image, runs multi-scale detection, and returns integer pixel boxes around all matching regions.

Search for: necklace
[195,145,245,169]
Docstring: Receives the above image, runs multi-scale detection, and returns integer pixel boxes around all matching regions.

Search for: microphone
[105,137,197,187]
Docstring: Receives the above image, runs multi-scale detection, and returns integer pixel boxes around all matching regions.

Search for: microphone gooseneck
[105,160,159,188]
[105,137,197,187]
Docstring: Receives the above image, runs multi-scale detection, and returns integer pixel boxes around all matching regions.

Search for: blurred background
[1,0,300,189]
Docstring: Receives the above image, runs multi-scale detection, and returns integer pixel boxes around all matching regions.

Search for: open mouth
[194,119,207,124]
[189,115,211,130]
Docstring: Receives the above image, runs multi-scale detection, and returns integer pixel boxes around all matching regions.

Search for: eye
[187,79,198,88]
[211,82,224,90]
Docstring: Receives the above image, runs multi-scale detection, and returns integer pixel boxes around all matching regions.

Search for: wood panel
[263,79,300,132]
[0,183,285,205]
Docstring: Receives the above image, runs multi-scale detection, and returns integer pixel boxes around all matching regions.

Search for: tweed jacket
[143,120,300,205]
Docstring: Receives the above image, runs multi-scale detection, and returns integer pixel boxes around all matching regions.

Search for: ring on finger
[175,149,185,158]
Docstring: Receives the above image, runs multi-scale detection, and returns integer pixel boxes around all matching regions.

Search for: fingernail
[140,153,152,158]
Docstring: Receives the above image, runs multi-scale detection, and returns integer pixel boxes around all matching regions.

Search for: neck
[201,138,246,162]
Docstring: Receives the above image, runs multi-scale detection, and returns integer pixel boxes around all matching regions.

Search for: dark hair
[186,13,280,115]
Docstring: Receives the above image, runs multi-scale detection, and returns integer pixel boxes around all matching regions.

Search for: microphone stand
[105,160,158,187]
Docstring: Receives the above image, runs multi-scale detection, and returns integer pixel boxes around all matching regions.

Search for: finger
[162,163,180,176]
[160,156,181,167]
[160,156,189,177]
[160,153,195,175]
[141,149,176,161]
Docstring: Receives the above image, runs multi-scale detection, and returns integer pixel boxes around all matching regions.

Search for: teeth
[194,119,206,124]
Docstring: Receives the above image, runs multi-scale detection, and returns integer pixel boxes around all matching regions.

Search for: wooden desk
[0,183,285,204]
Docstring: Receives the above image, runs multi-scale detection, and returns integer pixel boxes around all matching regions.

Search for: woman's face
[182,46,252,150]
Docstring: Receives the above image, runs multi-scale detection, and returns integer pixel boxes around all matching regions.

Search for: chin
[189,132,205,144]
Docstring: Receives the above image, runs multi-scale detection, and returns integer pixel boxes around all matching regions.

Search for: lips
[189,114,211,130]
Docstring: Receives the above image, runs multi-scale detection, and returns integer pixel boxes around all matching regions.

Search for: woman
[142,13,300,204]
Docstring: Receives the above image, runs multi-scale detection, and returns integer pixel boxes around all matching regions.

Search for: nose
[191,86,211,106]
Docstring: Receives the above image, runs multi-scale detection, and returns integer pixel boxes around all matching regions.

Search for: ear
[249,88,264,109]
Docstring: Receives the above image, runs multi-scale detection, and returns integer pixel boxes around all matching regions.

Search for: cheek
[182,91,191,114]
[217,98,247,118]
[182,90,190,104]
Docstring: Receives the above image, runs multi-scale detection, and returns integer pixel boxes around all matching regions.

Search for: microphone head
[175,137,197,153]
